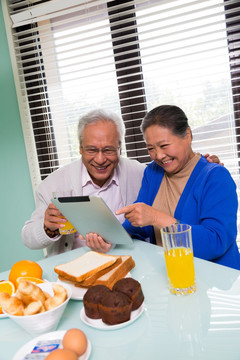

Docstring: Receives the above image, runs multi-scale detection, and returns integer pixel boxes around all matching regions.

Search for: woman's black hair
[141,105,190,137]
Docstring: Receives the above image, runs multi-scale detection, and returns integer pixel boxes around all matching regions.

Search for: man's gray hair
[78,109,125,145]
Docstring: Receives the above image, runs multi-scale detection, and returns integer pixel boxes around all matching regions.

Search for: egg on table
[62,328,88,357]
[45,348,78,360]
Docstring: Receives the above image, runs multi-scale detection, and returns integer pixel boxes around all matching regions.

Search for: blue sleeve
[177,165,238,265]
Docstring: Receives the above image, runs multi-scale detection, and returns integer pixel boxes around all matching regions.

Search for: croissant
[0,282,67,316]
[0,292,24,316]
[43,291,50,300]
[44,283,67,310]
[24,300,45,316]
[16,280,46,305]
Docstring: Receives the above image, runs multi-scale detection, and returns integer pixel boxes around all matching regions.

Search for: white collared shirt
[81,163,124,223]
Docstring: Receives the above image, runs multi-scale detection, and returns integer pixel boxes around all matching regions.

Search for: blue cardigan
[123,156,240,270]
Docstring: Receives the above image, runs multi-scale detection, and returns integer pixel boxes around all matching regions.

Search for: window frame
[3,0,240,183]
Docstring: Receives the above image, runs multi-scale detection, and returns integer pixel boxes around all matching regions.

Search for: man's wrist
[44,225,59,238]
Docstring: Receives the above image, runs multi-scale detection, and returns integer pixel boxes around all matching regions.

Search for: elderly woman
[116,105,240,270]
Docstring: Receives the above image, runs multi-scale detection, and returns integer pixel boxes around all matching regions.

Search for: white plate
[13,330,91,360]
[80,302,145,330]
[57,279,88,300]
[57,273,131,301]
[0,313,8,319]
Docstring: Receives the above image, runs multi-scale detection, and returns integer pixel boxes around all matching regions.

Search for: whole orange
[9,260,43,288]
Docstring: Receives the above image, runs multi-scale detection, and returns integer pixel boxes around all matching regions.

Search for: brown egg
[45,348,78,360]
[62,328,88,356]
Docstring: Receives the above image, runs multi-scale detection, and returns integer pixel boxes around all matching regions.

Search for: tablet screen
[51,196,133,246]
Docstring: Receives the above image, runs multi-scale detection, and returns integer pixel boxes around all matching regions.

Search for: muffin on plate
[83,285,111,319]
[112,277,144,311]
[99,290,132,325]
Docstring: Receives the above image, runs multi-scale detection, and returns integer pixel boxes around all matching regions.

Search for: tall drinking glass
[161,223,196,296]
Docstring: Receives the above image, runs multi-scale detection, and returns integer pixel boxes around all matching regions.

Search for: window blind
[2,0,240,191]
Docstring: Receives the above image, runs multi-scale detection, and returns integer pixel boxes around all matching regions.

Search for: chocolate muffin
[99,290,133,325]
[112,278,144,311]
[83,285,111,319]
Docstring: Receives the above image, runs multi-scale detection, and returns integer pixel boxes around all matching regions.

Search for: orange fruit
[16,276,45,287]
[0,280,15,314]
[9,260,43,288]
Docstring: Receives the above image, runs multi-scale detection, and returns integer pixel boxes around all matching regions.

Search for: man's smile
[92,164,110,171]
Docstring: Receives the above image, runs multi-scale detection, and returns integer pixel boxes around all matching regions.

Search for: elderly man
[22,109,145,256]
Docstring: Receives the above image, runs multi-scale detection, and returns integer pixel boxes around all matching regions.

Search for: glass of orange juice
[161,224,196,296]
[58,216,77,235]
[52,191,77,235]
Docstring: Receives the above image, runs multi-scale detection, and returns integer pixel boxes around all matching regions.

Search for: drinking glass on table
[161,223,196,296]
[52,191,77,235]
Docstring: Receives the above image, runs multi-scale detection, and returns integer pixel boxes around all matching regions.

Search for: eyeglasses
[81,146,120,156]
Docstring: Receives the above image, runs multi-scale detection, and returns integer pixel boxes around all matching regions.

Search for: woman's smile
[144,125,193,174]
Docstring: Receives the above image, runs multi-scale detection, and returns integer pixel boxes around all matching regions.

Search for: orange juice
[164,247,196,295]
[58,216,77,235]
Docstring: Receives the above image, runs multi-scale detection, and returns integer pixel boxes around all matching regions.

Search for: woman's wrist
[155,211,176,228]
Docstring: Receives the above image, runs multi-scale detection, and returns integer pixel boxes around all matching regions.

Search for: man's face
[80,121,121,187]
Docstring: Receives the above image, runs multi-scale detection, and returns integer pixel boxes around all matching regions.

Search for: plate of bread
[54,251,136,300]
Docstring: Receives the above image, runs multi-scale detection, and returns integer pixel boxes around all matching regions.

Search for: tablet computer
[51,195,133,246]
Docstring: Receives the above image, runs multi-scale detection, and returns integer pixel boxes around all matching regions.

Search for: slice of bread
[74,256,123,288]
[91,255,135,289]
[54,251,118,282]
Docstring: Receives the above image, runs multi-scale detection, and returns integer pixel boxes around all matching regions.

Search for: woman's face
[144,125,194,174]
